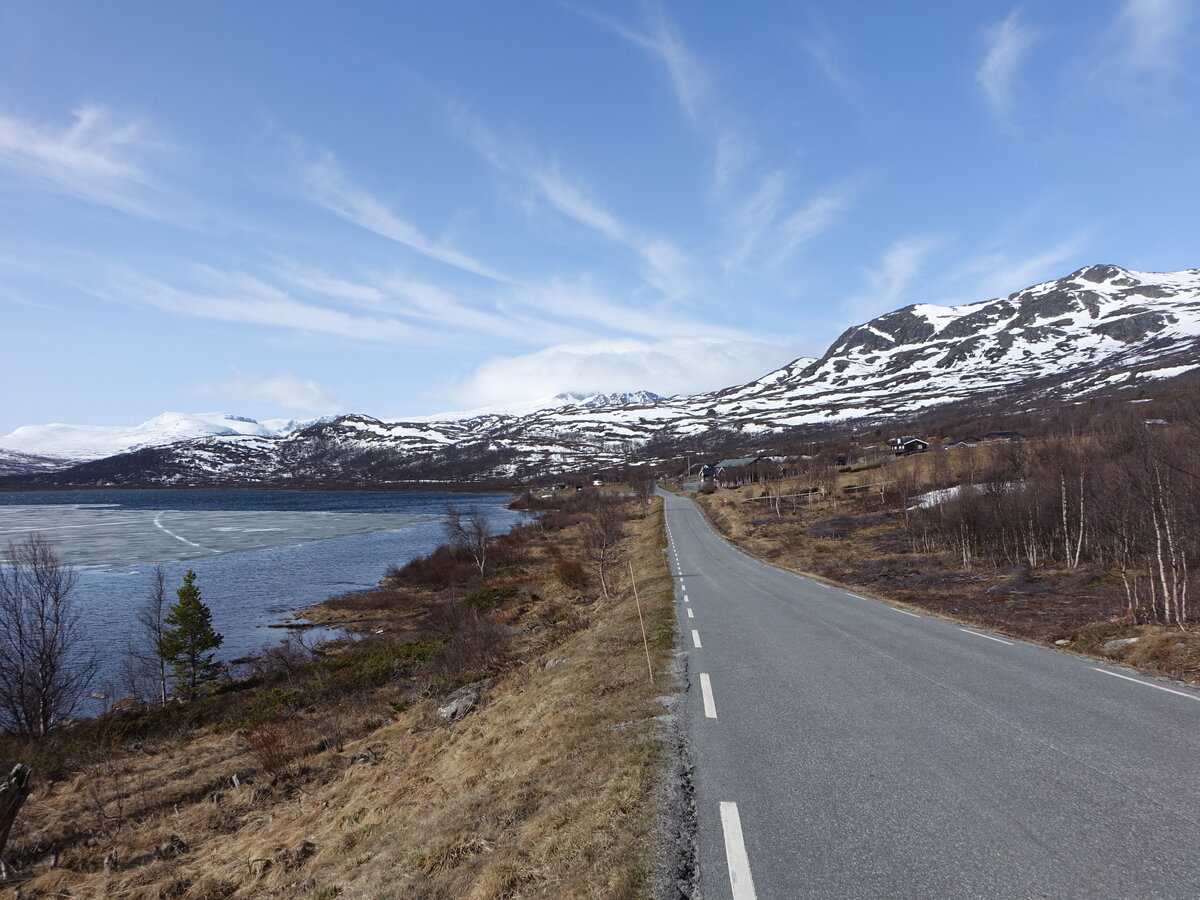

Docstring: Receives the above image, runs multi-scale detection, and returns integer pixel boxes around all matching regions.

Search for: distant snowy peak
[568,390,665,408]
[410,389,665,422]
[260,415,338,435]
[0,412,285,462]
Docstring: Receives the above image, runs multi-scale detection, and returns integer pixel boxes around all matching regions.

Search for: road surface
[660,489,1200,899]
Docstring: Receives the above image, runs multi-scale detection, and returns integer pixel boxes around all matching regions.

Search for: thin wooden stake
[629,561,654,684]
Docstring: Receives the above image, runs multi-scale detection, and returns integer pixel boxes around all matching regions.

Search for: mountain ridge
[6,264,1198,485]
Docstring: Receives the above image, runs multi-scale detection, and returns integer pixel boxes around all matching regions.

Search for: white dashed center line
[958,628,1014,646]
[719,801,758,900]
[700,672,717,718]
[691,629,703,648]
[1091,667,1200,701]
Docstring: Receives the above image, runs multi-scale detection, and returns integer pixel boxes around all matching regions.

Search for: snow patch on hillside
[0,412,284,462]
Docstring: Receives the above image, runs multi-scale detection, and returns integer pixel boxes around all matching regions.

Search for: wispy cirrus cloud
[1114,0,1191,75]
[575,2,759,194]
[102,268,424,344]
[773,182,862,266]
[1083,0,1194,102]
[934,228,1097,303]
[515,276,738,341]
[289,139,511,283]
[977,10,1039,119]
[576,2,709,126]
[843,236,945,321]
[0,105,175,219]
[453,111,694,297]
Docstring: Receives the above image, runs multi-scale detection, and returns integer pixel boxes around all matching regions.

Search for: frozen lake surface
[0,489,519,707]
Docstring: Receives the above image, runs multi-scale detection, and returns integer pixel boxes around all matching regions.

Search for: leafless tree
[141,566,169,705]
[581,501,627,603]
[121,565,170,706]
[0,534,100,738]
[443,505,491,577]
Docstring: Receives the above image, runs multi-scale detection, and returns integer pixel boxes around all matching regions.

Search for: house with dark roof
[710,456,771,487]
[888,436,929,456]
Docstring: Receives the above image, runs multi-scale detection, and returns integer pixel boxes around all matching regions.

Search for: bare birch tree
[443,505,491,577]
[136,566,169,705]
[0,534,99,738]
[581,501,627,603]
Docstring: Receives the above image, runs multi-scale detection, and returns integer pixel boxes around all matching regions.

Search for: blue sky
[1,0,1197,432]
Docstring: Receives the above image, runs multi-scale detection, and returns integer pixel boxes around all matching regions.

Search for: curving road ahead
[660,489,1200,899]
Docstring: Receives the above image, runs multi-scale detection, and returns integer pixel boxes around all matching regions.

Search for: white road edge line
[1091,667,1200,702]
[686,608,694,618]
[700,672,717,718]
[683,594,689,602]
[958,628,1013,646]
[719,801,758,900]
[691,629,702,648]
[892,608,922,618]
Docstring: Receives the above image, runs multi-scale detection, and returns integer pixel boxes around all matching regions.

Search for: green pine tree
[157,569,224,700]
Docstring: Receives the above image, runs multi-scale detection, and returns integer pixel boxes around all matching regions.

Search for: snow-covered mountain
[0,412,294,465]
[9,265,1200,486]
[408,391,665,422]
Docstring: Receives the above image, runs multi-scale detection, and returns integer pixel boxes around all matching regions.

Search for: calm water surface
[0,489,520,704]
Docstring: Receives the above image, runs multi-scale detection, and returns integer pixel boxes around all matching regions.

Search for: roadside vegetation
[0,489,676,899]
[689,391,1200,685]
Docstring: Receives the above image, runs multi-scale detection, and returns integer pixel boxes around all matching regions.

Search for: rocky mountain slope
[9,264,1199,486]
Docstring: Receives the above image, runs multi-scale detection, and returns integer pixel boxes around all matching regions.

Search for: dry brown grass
[3,501,675,899]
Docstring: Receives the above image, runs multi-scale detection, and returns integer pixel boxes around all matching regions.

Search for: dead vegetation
[1,490,676,899]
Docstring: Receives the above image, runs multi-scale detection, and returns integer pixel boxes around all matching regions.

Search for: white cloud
[712,130,755,194]
[725,170,787,269]
[199,371,342,413]
[450,336,801,407]
[773,183,860,265]
[106,269,424,343]
[516,277,739,341]
[582,3,709,126]
[844,236,944,321]
[977,10,1039,118]
[0,105,169,218]
[1115,0,1190,74]
[453,112,694,297]
[935,229,1096,302]
[293,141,510,283]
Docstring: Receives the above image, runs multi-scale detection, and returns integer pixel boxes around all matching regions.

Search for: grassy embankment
[690,444,1200,685]
[2,491,676,899]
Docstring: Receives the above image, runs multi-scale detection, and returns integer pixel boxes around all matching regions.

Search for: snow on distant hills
[0,412,322,465]
[408,391,666,422]
[7,264,1200,485]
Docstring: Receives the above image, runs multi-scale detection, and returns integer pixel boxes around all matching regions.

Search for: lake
[0,489,520,707]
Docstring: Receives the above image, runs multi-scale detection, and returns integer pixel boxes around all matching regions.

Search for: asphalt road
[659,489,1200,899]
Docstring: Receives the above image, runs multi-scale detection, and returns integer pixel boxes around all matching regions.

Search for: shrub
[241,717,310,779]
[424,613,510,679]
[554,558,588,590]
[462,585,519,611]
[392,543,475,591]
